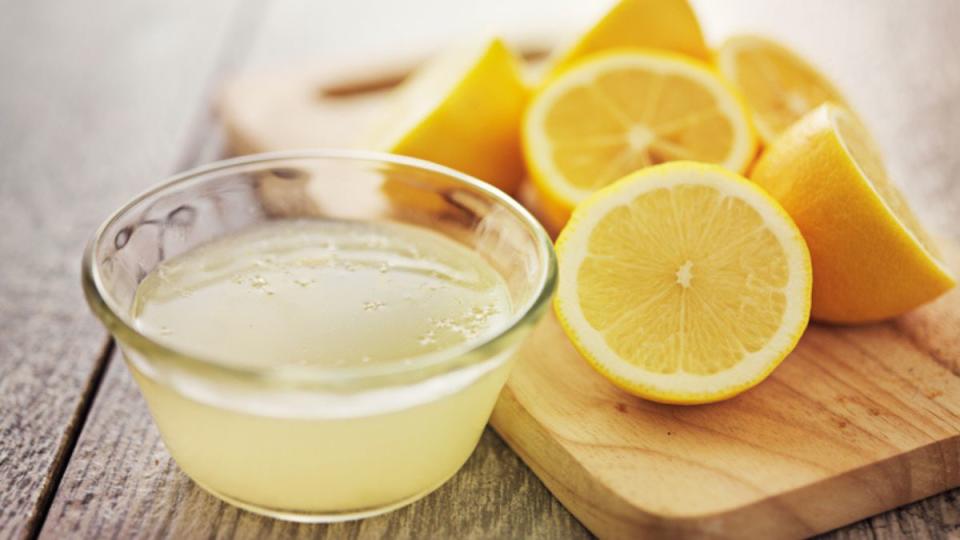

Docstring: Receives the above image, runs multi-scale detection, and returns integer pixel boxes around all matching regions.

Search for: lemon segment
[555,162,811,404]
[750,104,955,322]
[369,37,528,194]
[546,0,709,79]
[524,50,757,232]
[717,35,849,145]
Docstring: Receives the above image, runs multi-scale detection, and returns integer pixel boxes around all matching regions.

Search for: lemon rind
[824,104,956,288]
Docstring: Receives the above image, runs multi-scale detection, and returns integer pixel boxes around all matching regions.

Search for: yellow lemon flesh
[751,104,955,323]
[546,0,709,79]
[524,50,757,233]
[555,162,811,404]
[369,37,528,195]
[717,34,849,145]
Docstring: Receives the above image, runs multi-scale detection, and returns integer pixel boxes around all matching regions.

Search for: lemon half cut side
[555,162,811,404]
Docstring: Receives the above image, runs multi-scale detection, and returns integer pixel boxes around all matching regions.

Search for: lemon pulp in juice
[129,219,515,516]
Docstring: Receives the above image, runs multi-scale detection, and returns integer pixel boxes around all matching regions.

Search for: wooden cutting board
[217,55,960,539]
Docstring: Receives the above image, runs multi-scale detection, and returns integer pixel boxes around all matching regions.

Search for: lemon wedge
[751,104,955,322]
[369,37,528,194]
[546,0,709,79]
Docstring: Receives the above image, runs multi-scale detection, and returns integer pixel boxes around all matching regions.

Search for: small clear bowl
[82,150,557,522]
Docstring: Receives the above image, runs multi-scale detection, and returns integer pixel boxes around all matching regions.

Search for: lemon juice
[129,219,515,517]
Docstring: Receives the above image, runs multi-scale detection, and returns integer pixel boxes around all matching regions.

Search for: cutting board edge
[491,385,960,539]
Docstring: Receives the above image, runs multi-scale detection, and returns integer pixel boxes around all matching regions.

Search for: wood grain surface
[3,0,960,539]
[0,1,245,537]
[493,282,960,538]
[39,349,589,540]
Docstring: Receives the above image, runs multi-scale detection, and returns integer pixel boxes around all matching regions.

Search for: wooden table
[2,1,958,538]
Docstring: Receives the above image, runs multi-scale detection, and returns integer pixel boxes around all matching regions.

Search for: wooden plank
[701,4,960,534]
[492,286,960,537]
[38,1,596,538]
[505,2,960,535]
[818,494,960,540]
[36,0,960,538]
[40,350,590,539]
[0,1,245,538]
[218,1,960,537]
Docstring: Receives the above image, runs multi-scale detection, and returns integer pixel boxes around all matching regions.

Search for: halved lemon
[716,34,849,145]
[555,162,811,404]
[368,37,528,195]
[545,0,709,79]
[751,104,955,322]
[524,50,757,233]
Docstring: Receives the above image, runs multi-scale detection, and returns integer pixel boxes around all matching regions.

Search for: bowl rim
[81,149,557,390]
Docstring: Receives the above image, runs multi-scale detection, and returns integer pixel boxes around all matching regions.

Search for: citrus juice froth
[133,220,512,367]
[128,219,515,517]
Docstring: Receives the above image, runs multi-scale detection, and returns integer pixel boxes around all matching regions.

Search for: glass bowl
[82,150,557,522]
